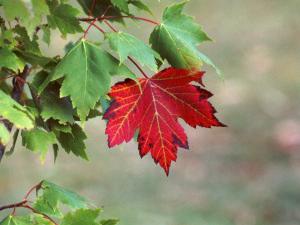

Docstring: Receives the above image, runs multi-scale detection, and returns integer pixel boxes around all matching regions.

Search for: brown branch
[0,200,27,212]
[79,15,159,25]
[0,65,31,161]
[23,181,42,200]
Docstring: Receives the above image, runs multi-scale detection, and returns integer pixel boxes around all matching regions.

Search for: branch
[0,65,31,161]
[0,200,27,212]
[79,15,159,25]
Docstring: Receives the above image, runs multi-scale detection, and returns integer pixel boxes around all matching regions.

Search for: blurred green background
[1,0,300,224]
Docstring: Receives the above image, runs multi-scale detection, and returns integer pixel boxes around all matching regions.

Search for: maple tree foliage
[0,0,224,176]
[104,68,224,175]
[0,180,118,225]
[0,0,226,223]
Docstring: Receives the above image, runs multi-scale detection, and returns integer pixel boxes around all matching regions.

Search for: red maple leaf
[104,67,225,175]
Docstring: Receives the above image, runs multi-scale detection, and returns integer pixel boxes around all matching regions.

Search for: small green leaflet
[40,86,75,125]
[0,0,30,25]
[111,0,129,13]
[129,0,152,14]
[21,128,57,162]
[0,124,10,145]
[0,215,31,225]
[47,3,83,37]
[106,31,162,72]
[0,48,24,72]
[34,180,88,218]
[61,209,102,225]
[150,1,221,75]
[30,0,50,36]
[56,124,88,160]
[39,40,135,121]
[0,90,34,129]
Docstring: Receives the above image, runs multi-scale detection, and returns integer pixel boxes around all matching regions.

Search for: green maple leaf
[0,215,31,225]
[34,180,88,218]
[128,0,152,14]
[47,3,83,37]
[0,90,34,129]
[0,0,30,26]
[21,128,57,162]
[111,0,129,13]
[61,209,102,225]
[0,48,25,72]
[150,1,221,74]
[29,0,50,36]
[106,31,162,72]
[40,86,75,125]
[57,124,88,160]
[0,123,10,145]
[39,40,135,121]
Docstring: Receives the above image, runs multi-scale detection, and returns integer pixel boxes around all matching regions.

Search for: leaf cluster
[0,0,222,174]
[0,180,118,225]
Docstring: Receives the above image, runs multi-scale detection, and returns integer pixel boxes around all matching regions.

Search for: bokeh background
[1,0,300,224]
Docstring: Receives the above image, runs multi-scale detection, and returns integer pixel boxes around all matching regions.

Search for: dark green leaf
[57,124,88,160]
[47,3,83,37]
[39,40,135,121]
[40,86,75,125]
[111,0,129,13]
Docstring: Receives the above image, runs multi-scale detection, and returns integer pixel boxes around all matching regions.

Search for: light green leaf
[57,124,88,160]
[0,90,35,129]
[47,3,83,37]
[32,0,49,18]
[150,1,220,75]
[21,128,57,162]
[39,40,135,121]
[34,180,88,218]
[0,29,17,49]
[28,0,50,36]
[61,209,102,225]
[0,215,31,225]
[0,0,30,25]
[106,31,161,72]
[0,123,10,145]
[0,48,25,72]
[42,25,51,45]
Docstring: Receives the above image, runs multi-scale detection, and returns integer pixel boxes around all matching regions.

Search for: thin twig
[23,181,42,200]
[103,20,150,79]
[0,200,27,212]
[22,205,58,225]
[79,15,159,25]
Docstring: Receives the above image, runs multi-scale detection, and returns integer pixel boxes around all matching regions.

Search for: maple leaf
[104,67,225,175]
[149,1,221,75]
